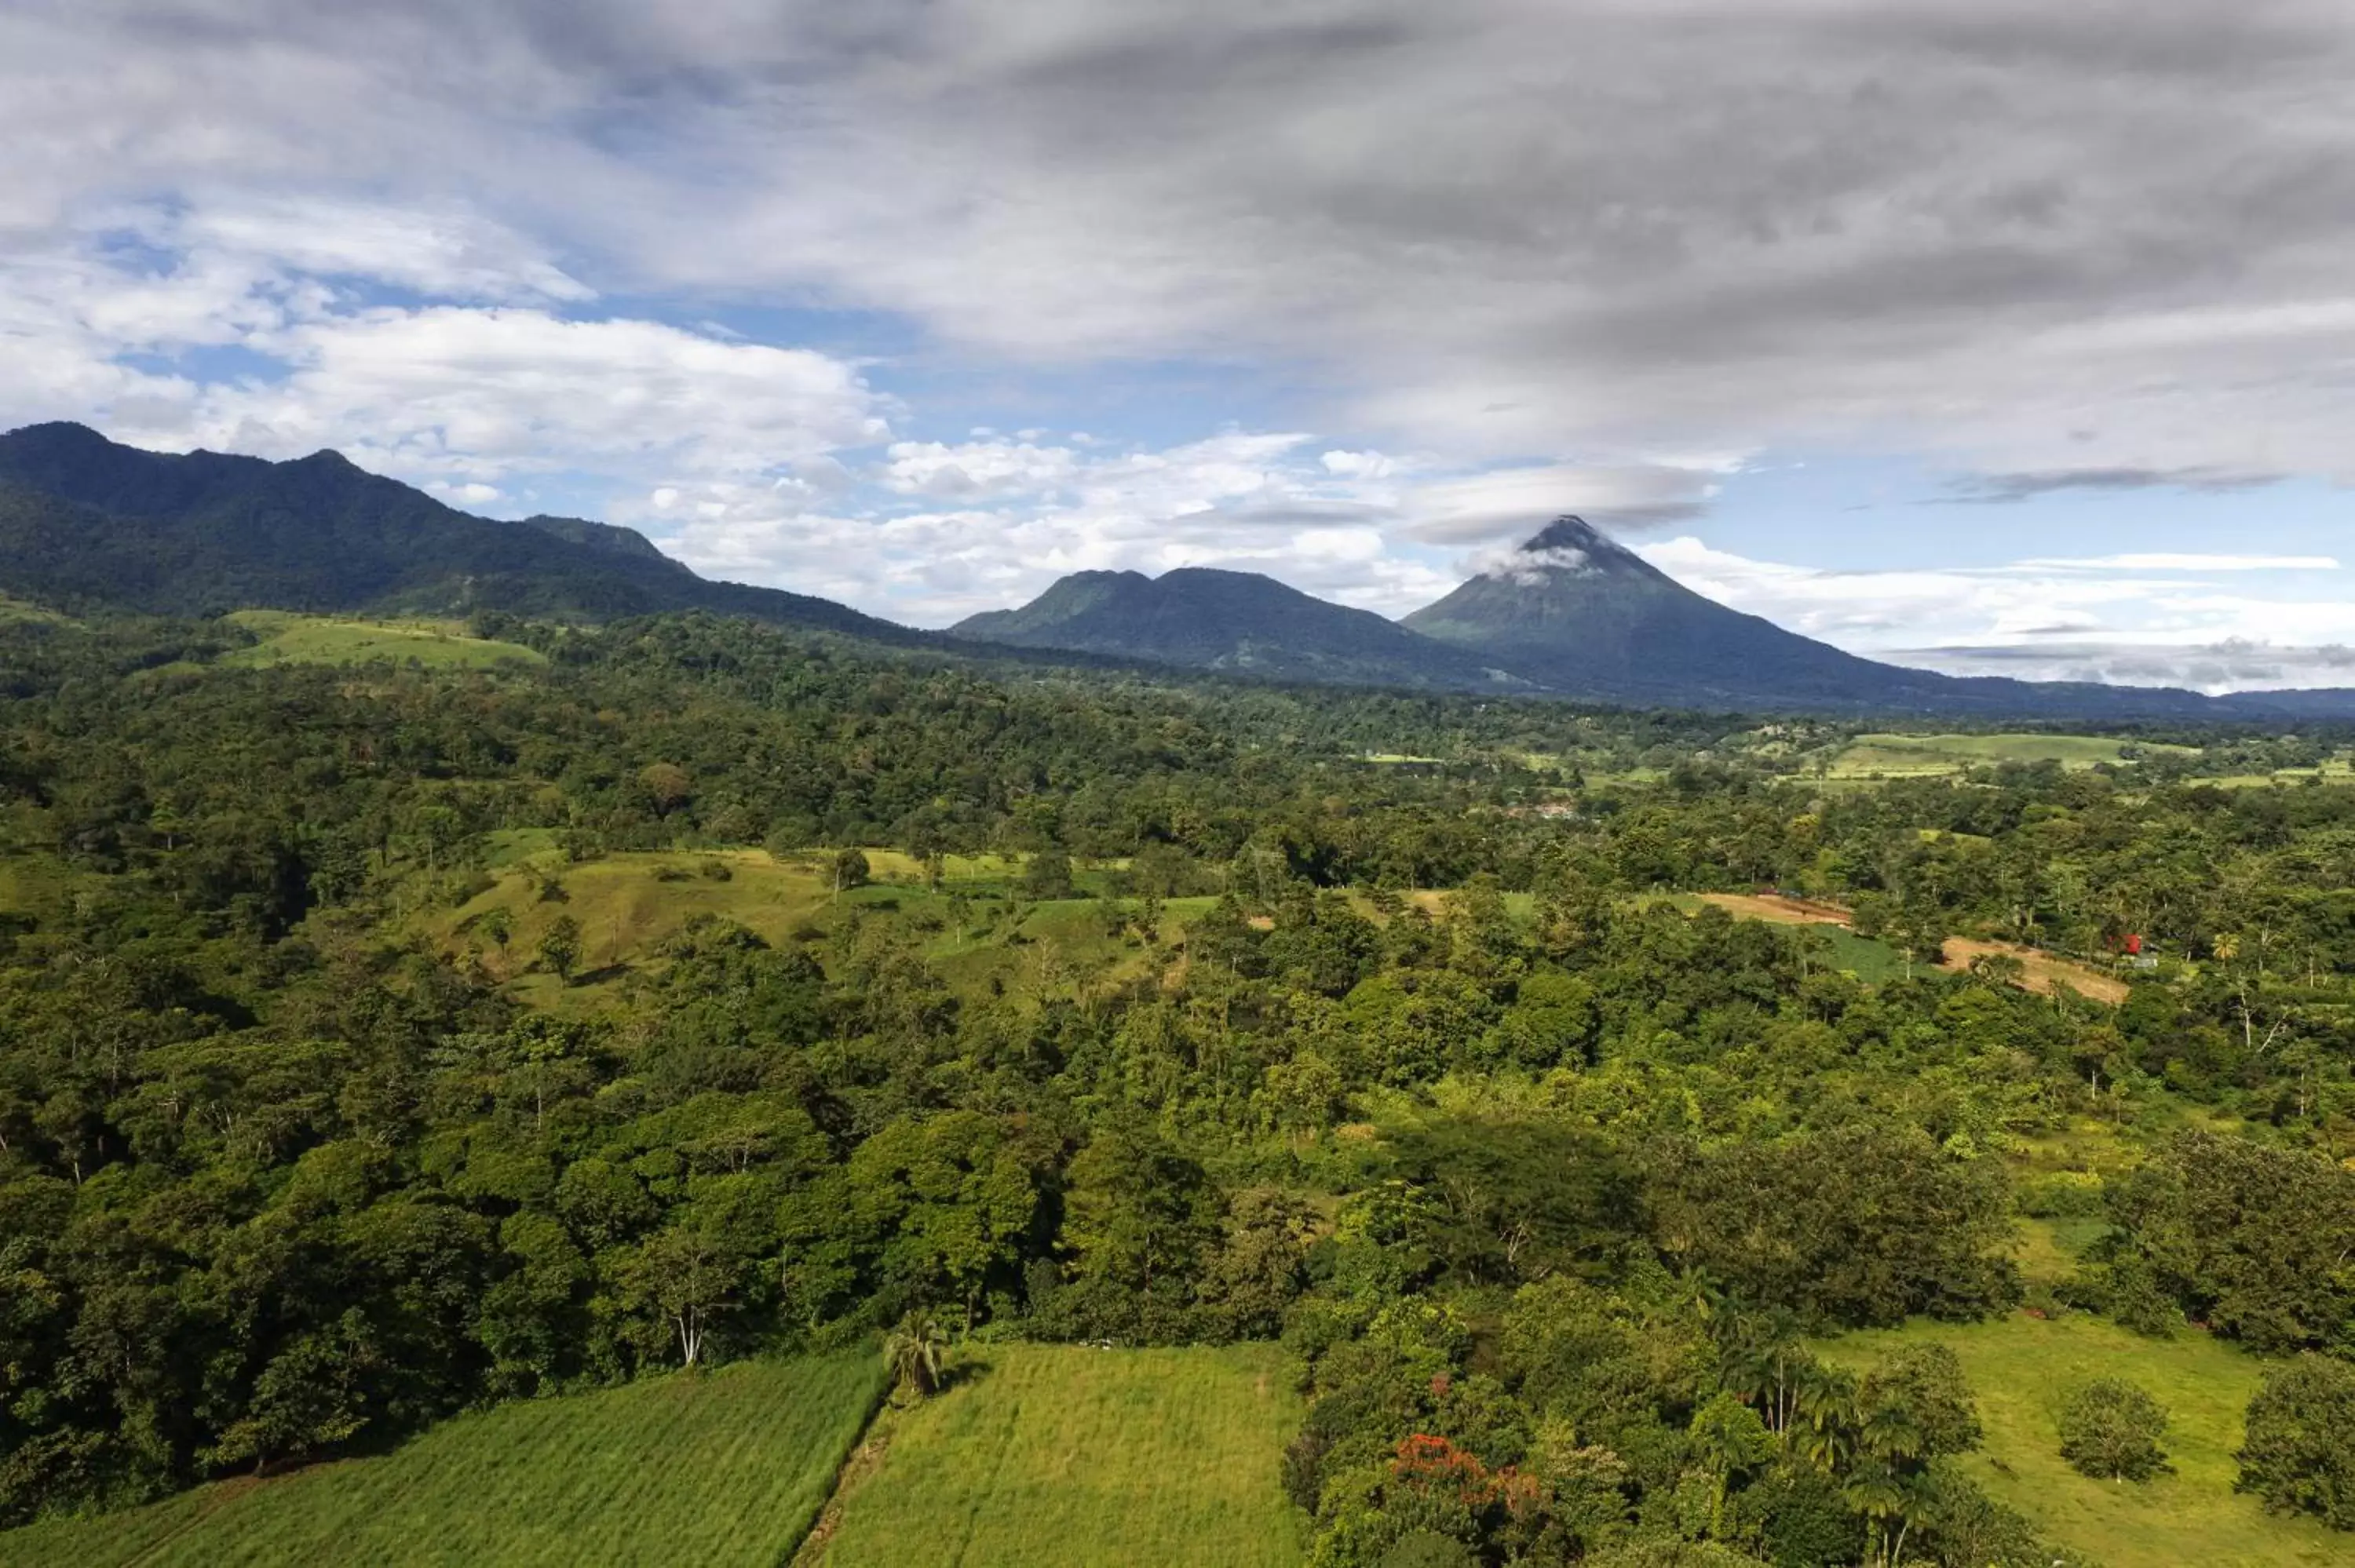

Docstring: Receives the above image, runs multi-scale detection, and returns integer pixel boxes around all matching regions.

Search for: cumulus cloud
[650,428,1463,624]
[0,216,890,495]
[13,0,2355,662]
[19,1,2355,483]
[1894,640,2355,694]
[1638,536,2355,691]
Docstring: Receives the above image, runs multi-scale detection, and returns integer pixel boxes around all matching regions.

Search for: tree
[2238,1355,2355,1527]
[1020,847,1075,899]
[884,1309,947,1401]
[1846,1344,1982,1567]
[1686,1390,1774,1533]
[622,1224,751,1369]
[2058,1377,2169,1482]
[637,761,692,815]
[536,913,582,984]
[831,846,870,895]
[205,1313,379,1475]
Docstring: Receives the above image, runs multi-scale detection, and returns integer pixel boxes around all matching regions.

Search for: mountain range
[951,565,1532,693]
[3,421,2350,720]
[0,421,918,644]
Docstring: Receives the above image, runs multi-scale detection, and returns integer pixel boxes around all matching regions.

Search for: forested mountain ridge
[952,564,1529,692]
[962,516,2355,720]
[0,422,919,641]
[9,421,2355,724]
[1401,516,2327,720]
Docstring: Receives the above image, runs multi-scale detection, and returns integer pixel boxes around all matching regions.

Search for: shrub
[2057,1377,2169,1482]
[2239,1355,2355,1527]
[2017,1170,2104,1218]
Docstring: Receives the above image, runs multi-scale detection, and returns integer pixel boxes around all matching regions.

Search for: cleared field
[1828,732,2194,778]
[1682,893,1906,984]
[1695,891,1851,925]
[1823,1314,2353,1568]
[814,1344,1303,1568]
[1685,892,2123,998]
[221,609,545,669]
[1941,935,2130,1004]
[1,1353,886,1568]
[437,849,1208,1012]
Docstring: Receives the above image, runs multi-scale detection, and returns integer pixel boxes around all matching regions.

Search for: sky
[6,1,2355,691]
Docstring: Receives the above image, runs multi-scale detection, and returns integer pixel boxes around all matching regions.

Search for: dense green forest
[5,606,2355,1566]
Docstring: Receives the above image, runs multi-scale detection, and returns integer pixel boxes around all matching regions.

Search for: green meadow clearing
[432,844,1213,1012]
[1824,1314,2355,1568]
[436,841,1954,1019]
[812,1344,1303,1568]
[0,1354,886,1568]
[221,609,546,669]
[1827,731,2196,778]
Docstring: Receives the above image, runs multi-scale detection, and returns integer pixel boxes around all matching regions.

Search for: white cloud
[1404,462,1728,543]
[197,306,890,483]
[1637,536,2355,691]
[654,426,1460,624]
[2012,552,2341,572]
[0,217,892,496]
[171,196,594,304]
[881,438,1079,498]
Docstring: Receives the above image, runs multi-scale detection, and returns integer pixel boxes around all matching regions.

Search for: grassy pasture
[221,609,545,670]
[1,1353,886,1568]
[814,1344,1303,1568]
[1822,1314,2353,1568]
[1667,892,1908,983]
[434,848,1210,1011]
[1827,731,2195,779]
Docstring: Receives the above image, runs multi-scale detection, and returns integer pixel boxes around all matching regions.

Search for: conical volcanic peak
[1491,516,1651,581]
[1403,508,1954,709]
[1518,515,1616,556]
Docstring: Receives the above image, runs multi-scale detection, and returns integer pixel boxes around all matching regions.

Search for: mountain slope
[0,422,918,641]
[1403,517,2252,718]
[953,566,1529,691]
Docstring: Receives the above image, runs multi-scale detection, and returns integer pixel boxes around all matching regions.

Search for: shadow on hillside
[936,1355,995,1396]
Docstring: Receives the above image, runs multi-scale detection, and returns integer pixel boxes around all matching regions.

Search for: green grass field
[1823,1314,2354,1568]
[221,609,545,670]
[1653,893,1908,984]
[1,1353,886,1568]
[813,1344,1303,1568]
[437,848,1207,1013]
[1827,732,2196,778]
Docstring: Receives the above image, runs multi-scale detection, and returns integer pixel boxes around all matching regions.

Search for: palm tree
[884,1310,947,1401]
[1790,1362,1859,1471]
[1842,1461,1933,1568]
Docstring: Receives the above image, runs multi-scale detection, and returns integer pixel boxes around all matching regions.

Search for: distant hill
[0,422,920,642]
[1400,516,2344,720]
[952,566,1528,691]
[7,424,2351,720]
